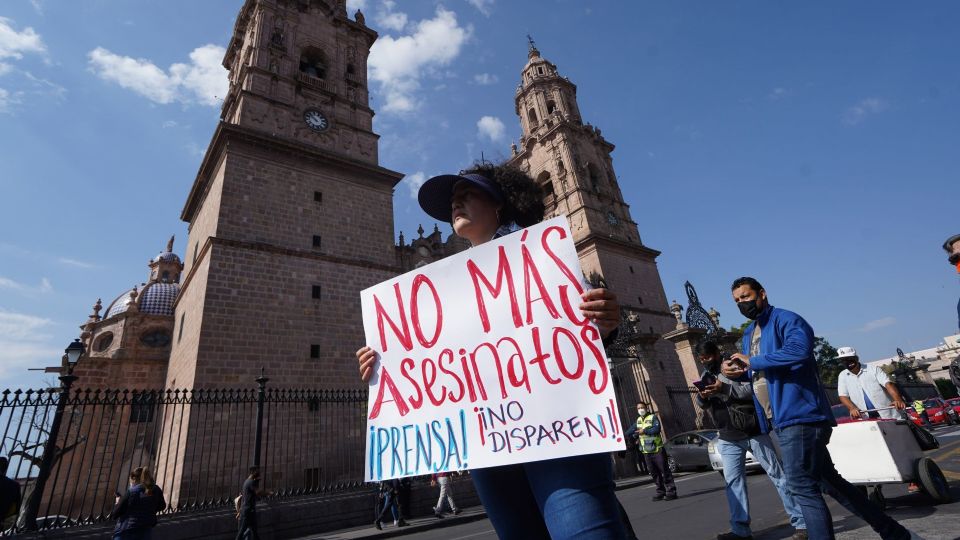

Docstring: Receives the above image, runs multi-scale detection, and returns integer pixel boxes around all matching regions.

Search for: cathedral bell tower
[508,39,687,427]
[171,0,403,391]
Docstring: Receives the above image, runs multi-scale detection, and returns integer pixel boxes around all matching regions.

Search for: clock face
[606,211,620,225]
[303,109,329,132]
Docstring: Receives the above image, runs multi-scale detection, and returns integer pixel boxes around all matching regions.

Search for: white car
[708,439,765,475]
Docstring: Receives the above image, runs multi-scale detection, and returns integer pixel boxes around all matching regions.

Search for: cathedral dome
[153,251,182,264]
[104,281,180,319]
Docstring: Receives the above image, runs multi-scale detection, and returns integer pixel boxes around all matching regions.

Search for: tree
[729,321,751,334]
[814,336,842,385]
[935,378,958,399]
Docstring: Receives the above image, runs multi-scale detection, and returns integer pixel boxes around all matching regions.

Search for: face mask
[737,300,762,320]
[950,253,960,266]
[637,409,647,416]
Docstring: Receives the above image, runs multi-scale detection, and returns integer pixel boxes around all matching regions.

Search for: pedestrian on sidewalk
[624,402,677,501]
[235,466,271,540]
[695,339,806,540]
[431,472,459,518]
[374,479,407,530]
[110,467,166,540]
[358,162,629,539]
[0,457,21,531]
[724,277,914,540]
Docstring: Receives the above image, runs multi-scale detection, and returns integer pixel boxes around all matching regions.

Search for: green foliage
[729,321,751,333]
[814,336,842,385]
[935,378,958,399]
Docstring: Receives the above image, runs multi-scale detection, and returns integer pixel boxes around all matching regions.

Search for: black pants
[642,450,676,497]
[236,511,259,540]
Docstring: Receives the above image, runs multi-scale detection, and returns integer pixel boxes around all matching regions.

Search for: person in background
[431,472,460,518]
[724,277,913,540]
[0,457,21,531]
[236,466,271,540]
[625,402,677,501]
[696,340,806,540]
[943,234,960,392]
[912,400,932,429]
[836,346,906,420]
[110,467,166,540]
[374,479,407,530]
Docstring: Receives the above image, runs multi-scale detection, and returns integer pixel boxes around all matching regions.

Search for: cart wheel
[868,485,885,510]
[916,457,953,504]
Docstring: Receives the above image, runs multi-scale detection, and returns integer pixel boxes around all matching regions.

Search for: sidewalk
[295,475,655,540]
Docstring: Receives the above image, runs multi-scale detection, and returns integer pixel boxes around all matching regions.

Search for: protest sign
[361,217,624,482]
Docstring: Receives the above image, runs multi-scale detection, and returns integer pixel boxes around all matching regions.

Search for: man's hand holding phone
[721,353,750,378]
[693,372,722,397]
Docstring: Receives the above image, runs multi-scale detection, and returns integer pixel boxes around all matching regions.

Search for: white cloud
[477,115,505,141]
[466,0,494,16]
[368,7,471,114]
[0,17,46,65]
[402,171,427,198]
[87,44,228,107]
[473,73,498,85]
[859,316,896,333]
[843,97,888,126]
[0,275,53,294]
[768,87,788,100]
[375,0,408,32]
[0,309,59,377]
[57,257,97,269]
[0,87,23,114]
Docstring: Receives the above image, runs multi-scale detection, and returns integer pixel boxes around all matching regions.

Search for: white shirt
[837,363,897,419]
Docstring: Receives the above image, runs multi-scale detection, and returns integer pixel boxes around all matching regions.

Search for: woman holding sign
[357,163,627,539]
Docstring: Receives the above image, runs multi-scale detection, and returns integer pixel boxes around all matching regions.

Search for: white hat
[836,346,858,359]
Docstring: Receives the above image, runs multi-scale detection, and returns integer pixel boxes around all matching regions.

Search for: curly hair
[462,162,545,227]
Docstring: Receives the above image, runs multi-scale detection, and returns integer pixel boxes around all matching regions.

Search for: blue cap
[417,173,504,223]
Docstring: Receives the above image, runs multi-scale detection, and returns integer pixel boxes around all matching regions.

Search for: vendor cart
[826,409,953,508]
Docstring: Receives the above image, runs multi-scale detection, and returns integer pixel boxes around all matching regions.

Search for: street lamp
[64,338,85,371]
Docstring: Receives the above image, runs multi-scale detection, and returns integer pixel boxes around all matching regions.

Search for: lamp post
[22,339,82,531]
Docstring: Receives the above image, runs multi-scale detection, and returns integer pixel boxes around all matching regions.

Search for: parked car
[665,430,717,473]
[945,397,960,416]
[906,398,959,427]
[831,403,859,424]
[707,438,764,474]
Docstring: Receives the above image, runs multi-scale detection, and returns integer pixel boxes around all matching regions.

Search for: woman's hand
[579,288,620,339]
[357,346,378,383]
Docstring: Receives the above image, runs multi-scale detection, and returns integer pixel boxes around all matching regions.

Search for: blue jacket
[741,305,834,431]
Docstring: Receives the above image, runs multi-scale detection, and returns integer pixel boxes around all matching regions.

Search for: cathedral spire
[527,34,540,59]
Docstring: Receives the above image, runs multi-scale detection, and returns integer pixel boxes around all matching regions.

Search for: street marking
[448,530,496,539]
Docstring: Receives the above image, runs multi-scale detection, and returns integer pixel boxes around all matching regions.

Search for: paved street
[306,424,960,540]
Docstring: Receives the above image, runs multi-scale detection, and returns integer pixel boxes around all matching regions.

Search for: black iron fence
[0,372,368,534]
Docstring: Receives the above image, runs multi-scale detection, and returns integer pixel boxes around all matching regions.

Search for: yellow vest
[913,400,924,414]
[636,414,663,454]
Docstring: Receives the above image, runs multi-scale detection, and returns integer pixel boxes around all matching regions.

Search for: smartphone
[725,358,747,370]
[693,372,717,391]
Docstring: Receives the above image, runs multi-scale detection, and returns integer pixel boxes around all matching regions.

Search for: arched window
[537,171,554,198]
[299,47,328,79]
[589,164,601,192]
[546,100,557,115]
[527,108,538,128]
[346,63,356,75]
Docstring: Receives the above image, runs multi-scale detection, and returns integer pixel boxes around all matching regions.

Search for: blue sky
[1,1,958,389]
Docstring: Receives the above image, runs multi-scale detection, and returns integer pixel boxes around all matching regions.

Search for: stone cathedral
[68,0,686,509]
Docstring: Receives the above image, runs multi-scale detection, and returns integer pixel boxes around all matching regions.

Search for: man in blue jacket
[723,277,911,540]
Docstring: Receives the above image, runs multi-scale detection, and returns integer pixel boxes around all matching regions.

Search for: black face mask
[949,253,960,266]
[737,300,762,320]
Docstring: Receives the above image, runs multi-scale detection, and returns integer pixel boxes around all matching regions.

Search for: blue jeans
[471,453,626,540]
[777,422,908,540]
[717,434,805,536]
